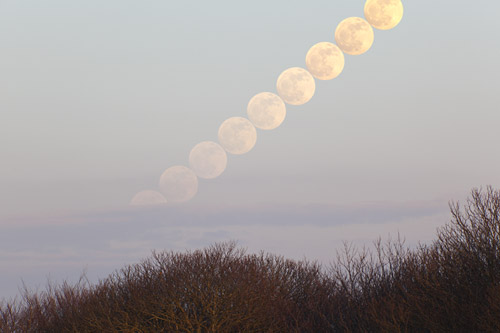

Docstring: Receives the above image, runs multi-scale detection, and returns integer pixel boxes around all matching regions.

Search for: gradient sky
[1,0,500,299]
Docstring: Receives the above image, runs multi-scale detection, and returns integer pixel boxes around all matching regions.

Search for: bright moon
[130,190,167,206]
[159,165,198,203]
[364,0,404,30]
[189,141,227,179]
[276,67,316,106]
[218,117,257,155]
[247,92,286,130]
[305,42,345,80]
[335,17,374,55]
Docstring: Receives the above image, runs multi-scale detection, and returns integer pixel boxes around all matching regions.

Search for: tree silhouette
[1,187,500,332]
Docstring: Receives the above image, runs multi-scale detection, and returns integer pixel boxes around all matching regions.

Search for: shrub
[1,187,499,332]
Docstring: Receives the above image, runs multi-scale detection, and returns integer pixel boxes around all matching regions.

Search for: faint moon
[305,42,345,80]
[189,141,227,179]
[130,190,167,206]
[276,67,315,106]
[364,0,404,30]
[335,17,374,55]
[159,165,198,203]
[247,92,286,130]
[218,117,257,155]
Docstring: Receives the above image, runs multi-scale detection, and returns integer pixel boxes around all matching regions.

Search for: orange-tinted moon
[130,190,167,206]
[247,92,286,130]
[364,0,404,30]
[276,67,316,105]
[218,117,257,155]
[159,165,198,203]
[335,17,374,55]
[189,141,227,179]
[305,42,345,80]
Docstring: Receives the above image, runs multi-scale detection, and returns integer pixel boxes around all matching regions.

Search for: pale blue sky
[1,0,500,299]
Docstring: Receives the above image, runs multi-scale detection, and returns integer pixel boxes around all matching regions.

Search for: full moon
[247,92,286,130]
[276,67,316,106]
[189,141,227,179]
[159,165,198,203]
[335,17,374,55]
[130,190,167,206]
[218,117,257,155]
[364,0,404,30]
[305,42,345,80]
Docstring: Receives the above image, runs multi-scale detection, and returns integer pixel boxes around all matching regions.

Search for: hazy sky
[1,0,500,299]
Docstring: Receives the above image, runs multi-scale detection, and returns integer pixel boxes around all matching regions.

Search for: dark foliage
[2,187,500,332]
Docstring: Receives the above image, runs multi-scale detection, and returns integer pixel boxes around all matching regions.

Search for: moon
[276,67,316,106]
[189,141,227,179]
[335,17,374,55]
[130,190,167,206]
[159,165,198,203]
[364,0,404,30]
[305,42,345,80]
[247,92,286,130]
[218,117,257,155]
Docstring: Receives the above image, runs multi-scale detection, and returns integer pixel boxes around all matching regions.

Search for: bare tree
[2,187,500,332]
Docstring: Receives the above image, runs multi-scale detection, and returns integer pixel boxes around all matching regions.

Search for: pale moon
[218,117,257,155]
[130,190,167,206]
[276,67,315,106]
[305,42,345,80]
[335,17,374,55]
[247,92,286,130]
[364,0,404,30]
[189,141,227,179]
[159,165,198,203]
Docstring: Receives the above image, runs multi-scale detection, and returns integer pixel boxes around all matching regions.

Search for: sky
[1,0,500,300]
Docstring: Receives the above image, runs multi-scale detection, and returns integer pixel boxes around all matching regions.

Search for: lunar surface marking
[132,0,404,205]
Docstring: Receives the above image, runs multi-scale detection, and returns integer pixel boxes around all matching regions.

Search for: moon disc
[364,0,404,30]
[276,67,316,105]
[189,141,227,179]
[247,92,286,130]
[335,17,374,55]
[130,190,167,206]
[305,42,345,80]
[218,117,257,155]
[159,165,198,203]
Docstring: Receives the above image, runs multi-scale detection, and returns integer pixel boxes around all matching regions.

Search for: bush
[2,187,500,332]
